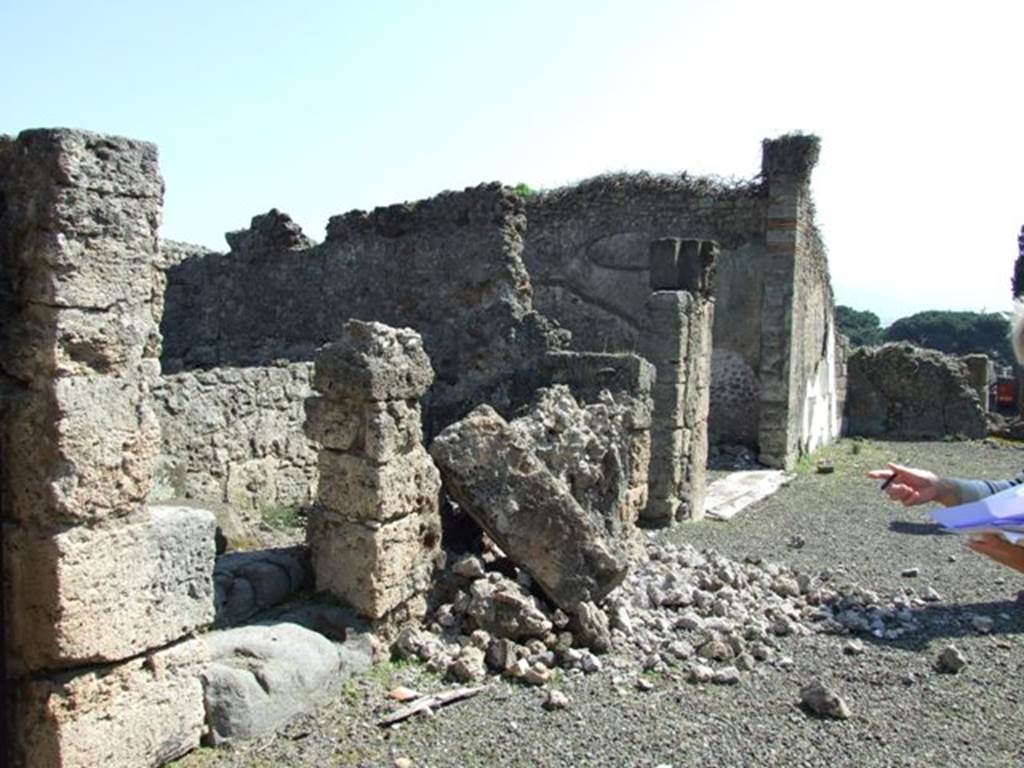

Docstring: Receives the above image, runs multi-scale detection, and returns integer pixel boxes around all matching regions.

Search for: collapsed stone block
[430,405,628,612]
[14,637,207,768]
[306,506,442,620]
[5,505,216,673]
[312,320,434,403]
[2,372,161,529]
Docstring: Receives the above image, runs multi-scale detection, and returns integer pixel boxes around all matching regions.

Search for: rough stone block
[312,320,434,402]
[430,405,628,612]
[641,291,693,363]
[307,506,441,620]
[304,396,423,460]
[646,427,685,501]
[5,505,216,673]
[2,373,161,529]
[15,637,207,768]
[649,238,682,290]
[676,239,717,295]
[316,447,440,522]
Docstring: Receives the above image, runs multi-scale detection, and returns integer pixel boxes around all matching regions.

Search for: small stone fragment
[543,689,570,710]
[901,567,920,578]
[688,664,714,684]
[712,666,741,685]
[800,681,850,720]
[921,586,942,602]
[842,639,865,656]
[970,615,994,633]
[936,645,967,674]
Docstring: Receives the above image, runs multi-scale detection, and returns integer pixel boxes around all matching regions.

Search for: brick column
[304,320,442,630]
[640,238,716,525]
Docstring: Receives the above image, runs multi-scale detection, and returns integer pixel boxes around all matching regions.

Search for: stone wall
[160,187,568,436]
[522,134,842,469]
[151,363,317,511]
[0,129,215,766]
[845,343,987,439]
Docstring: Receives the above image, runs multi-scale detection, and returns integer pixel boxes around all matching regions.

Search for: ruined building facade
[0,127,842,765]
[154,133,842,522]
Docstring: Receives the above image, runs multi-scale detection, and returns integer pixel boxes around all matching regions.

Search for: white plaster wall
[800,321,841,454]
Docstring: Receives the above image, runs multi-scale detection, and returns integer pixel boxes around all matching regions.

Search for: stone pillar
[640,238,716,525]
[758,134,820,469]
[0,129,214,767]
[304,320,442,628]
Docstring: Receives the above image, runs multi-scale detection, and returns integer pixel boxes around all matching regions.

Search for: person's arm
[868,464,1024,507]
[946,470,1024,503]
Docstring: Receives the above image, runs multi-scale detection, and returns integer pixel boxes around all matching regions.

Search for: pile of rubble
[393,536,927,687]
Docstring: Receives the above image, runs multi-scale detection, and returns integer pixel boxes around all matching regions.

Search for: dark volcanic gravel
[178,439,1024,768]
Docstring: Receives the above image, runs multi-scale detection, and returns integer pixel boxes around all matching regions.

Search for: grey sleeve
[948,470,1024,503]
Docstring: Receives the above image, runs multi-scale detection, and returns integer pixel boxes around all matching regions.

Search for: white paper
[928,483,1024,543]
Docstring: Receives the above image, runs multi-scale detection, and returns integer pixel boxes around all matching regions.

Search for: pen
[880,472,897,491]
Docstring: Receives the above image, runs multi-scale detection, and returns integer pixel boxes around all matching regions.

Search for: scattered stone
[712,666,741,685]
[543,689,570,710]
[921,586,942,602]
[635,677,655,691]
[842,639,865,656]
[800,681,850,720]
[901,567,920,578]
[936,646,968,674]
[970,615,994,634]
[522,662,553,686]
[395,759,414,768]
[689,664,715,684]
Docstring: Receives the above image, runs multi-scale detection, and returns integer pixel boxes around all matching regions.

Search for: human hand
[966,533,1024,574]
[866,463,958,507]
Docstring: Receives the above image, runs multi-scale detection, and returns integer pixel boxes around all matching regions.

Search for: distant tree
[835,305,884,346]
[1014,224,1024,298]
[884,310,1014,366]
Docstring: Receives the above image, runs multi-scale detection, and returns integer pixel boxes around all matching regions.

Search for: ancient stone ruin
[844,342,988,439]
[0,126,844,766]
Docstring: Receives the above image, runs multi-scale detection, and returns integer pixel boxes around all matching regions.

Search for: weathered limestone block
[202,621,368,746]
[0,129,164,381]
[430,405,628,611]
[305,397,424,460]
[316,447,440,522]
[306,506,442,620]
[312,320,434,403]
[2,372,161,529]
[5,505,216,673]
[15,637,207,768]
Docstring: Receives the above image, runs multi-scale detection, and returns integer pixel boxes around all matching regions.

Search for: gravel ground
[176,439,1024,768]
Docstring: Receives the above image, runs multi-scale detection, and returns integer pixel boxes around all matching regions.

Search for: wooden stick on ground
[378,685,486,727]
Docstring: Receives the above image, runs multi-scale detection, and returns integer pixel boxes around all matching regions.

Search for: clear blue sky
[4,0,1022,325]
